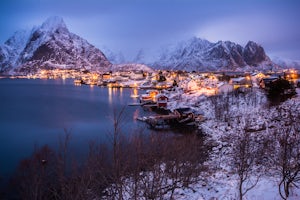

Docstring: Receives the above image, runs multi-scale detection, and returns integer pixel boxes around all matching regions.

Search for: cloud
[199,14,280,43]
[196,12,300,60]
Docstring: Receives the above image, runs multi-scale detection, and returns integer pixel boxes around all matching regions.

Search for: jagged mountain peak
[151,37,274,71]
[186,37,211,45]
[245,40,259,47]
[0,16,111,74]
[40,16,67,32]
[178,37,212,50]
[245,41,261,54]
[243,40,269,66]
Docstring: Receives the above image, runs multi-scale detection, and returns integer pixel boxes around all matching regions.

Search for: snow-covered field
[171,174,300,200]
[169,89,300,199]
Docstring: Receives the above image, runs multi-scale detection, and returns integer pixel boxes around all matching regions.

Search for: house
[284,69,298,81]
[140,90,159,103]
[259,76,279,89]
[250,72,267,87]
[102,72,112,80]
[217,82,234,94]
[156,93,168,108]
[229,77,252,90]
[130,71,145,80]
[251,72,266,79]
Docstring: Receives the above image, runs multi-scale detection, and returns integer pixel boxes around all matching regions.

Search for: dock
[137,109,205,130]
[137,113,180,129]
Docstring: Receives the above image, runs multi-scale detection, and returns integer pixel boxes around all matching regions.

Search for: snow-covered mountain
[271,56,300,70]
[110,63,154,73]
[0,16,111,75]
[151,37,275,71]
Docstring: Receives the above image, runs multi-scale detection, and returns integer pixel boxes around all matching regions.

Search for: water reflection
[133,108,139,120]
[62,76,66,84]
[108,87,113,104]
[89,84,94,90]
[130,88,139,98]
[120,87,123,98]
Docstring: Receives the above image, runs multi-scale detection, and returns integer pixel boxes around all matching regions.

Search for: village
[9,67,299,130]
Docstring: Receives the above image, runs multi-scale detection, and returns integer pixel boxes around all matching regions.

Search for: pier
[137,113,180,129]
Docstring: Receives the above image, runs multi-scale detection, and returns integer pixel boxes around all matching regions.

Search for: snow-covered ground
[168,89,300,199]
[159,88,300,199]
[105,87,300,199]
[171,174,300,200]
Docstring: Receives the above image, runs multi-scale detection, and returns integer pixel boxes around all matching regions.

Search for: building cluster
[11,68,299,94]
[7,68,299,129]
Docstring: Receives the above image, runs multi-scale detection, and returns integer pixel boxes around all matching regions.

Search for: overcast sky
[1,0,300,61]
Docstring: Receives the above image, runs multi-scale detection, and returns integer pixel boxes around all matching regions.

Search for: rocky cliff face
[152,37,274,71]
[243,41,269,66]
[0,16,111,74]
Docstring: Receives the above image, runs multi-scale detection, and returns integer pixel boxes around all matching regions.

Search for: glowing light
[108,87,113,104]
[130,88,139,98]
[119,87,123,98]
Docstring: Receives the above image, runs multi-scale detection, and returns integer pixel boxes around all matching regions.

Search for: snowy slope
[0,30,31,73]
[0,16,111,74]
[151,37,275,71]
[272,56,300,70]
[110,63,154,73]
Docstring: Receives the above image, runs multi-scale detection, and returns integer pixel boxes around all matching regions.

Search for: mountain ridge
[0,16,111,75]
[150,37,276,71]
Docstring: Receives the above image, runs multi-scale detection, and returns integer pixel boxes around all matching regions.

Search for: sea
[0,78,155,183]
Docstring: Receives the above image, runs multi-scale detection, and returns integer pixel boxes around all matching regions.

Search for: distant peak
[40,16,67,31]
[246,41,259,47]
[189,37,209,43]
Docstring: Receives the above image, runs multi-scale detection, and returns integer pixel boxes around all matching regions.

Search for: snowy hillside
[0,16,111,75]
[0,30,31,73]
[110,63,154,73]
[272,56,300,70]
[151,37,275,71]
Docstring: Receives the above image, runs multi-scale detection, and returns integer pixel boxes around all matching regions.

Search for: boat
[130,94,140,98]
[139,90,159,103]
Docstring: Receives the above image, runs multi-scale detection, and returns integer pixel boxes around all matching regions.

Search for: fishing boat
[139,90,159,103]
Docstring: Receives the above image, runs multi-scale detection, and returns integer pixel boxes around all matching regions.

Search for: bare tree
[272,107,300,199]
[230,118,262,200]
[104,106,129,199]
[12,145,56,200]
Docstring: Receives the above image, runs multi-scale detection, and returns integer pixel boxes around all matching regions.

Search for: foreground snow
[171,89,300,199]
[171,174,300,200]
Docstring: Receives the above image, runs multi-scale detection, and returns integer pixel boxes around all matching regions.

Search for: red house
[156,93,168,108]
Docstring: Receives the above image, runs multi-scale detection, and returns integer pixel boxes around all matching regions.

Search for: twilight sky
[1,0,300,61]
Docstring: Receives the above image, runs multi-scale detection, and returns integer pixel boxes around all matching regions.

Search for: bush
[267,78,296,104]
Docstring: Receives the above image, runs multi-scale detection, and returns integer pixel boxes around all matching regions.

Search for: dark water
[0,78,149,181]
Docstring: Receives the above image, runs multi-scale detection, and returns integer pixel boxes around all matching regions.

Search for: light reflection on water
[108,86,113,104]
